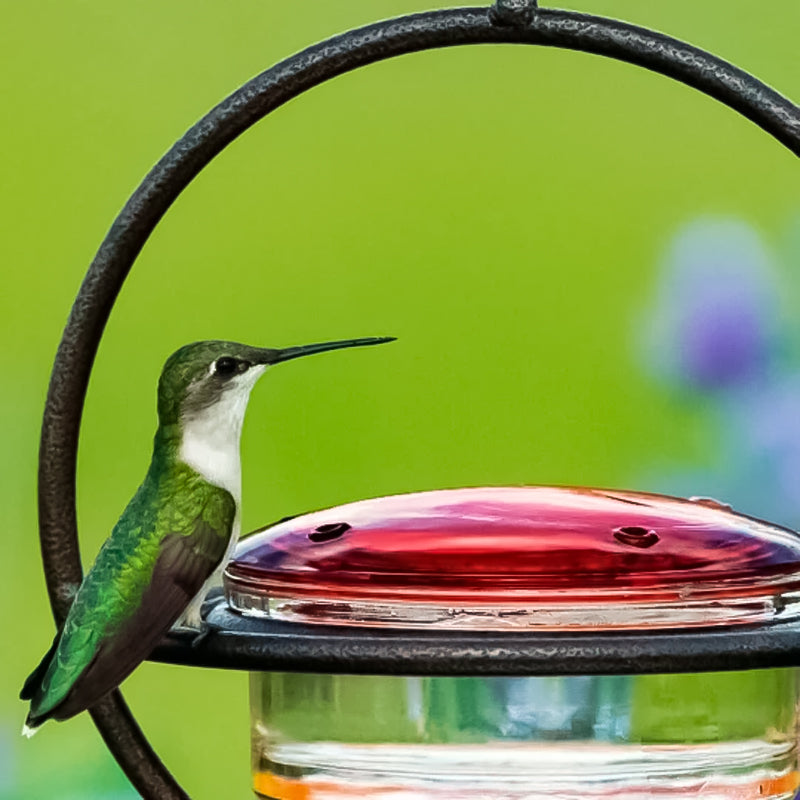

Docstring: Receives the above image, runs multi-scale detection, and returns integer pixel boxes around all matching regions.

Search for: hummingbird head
[157,336,394,497]
[157,337,395,428]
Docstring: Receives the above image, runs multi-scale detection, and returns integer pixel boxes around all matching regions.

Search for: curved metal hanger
[36,1,800,796]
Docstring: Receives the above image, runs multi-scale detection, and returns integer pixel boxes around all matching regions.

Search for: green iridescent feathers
[24,457,235,726]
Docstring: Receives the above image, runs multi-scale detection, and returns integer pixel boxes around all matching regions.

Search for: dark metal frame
[36,1,800,796]
[153,597,800,676]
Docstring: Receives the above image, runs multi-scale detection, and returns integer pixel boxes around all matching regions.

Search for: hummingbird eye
[214,357,238,377]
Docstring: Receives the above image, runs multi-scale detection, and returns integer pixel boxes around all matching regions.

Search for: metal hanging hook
[490,0,538,27]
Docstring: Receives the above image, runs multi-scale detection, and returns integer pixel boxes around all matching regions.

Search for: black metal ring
[37,4,800,797]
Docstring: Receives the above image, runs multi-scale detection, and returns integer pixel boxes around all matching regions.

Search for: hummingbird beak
[256,337,396,365]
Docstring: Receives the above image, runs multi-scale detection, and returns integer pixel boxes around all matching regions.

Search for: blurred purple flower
[636,217,800,528]
[643,219,782,390]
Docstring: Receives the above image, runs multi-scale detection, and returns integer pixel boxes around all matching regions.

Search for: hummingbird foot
[170,586,224,644]
[168,619,218,647]
[188,620,222,649]
[176,591,208,630]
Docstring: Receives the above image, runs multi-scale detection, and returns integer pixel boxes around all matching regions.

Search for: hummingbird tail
[20,631,61,701]
[21,631,62,736]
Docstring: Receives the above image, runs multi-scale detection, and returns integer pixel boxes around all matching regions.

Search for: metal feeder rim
[148,596,800,677]
[36,3,800,798]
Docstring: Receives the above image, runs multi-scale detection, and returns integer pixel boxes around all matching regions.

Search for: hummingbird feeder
[204,487,800,798]
[36,1,800,798]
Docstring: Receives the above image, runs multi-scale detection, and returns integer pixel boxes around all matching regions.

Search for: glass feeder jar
[221,487,800,799]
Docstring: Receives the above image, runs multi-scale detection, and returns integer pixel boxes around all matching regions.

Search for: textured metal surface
[36,4,800,798]
[150,597,800,677]
[88,695,189,800]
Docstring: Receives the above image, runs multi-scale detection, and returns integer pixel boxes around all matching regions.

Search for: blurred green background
[3,0,800,797]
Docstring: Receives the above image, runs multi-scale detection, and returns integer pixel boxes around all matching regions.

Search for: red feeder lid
[224,487,800,631]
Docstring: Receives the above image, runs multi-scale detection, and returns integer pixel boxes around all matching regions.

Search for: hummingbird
[21,336,394,735]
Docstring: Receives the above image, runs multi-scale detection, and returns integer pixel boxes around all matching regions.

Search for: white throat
[178,366,266,502]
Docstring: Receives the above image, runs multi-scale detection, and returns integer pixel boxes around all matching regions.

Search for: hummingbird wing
[25,476,236,726]
[53,519,230,719]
